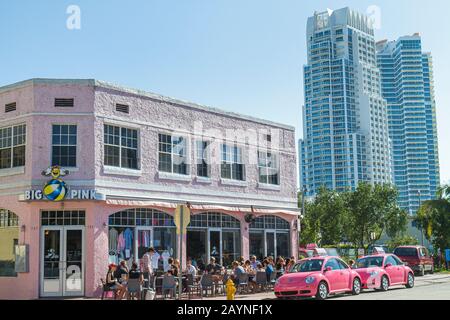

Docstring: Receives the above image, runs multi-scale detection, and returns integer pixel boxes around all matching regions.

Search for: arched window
[108,208,176,270]
[109,208,175,227]
[0,209,19,277]
[249,215,290,230]
[189,212,240,229]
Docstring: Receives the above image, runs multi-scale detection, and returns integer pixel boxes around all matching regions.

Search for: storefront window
[187,212,241,268]
[249,215,290,260]
[108,208,176,271]
[0,209,19,277]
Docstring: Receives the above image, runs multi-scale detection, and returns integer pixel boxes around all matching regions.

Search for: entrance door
[265,230,276,258]
[208,229,222,265]
[41,226,85,297]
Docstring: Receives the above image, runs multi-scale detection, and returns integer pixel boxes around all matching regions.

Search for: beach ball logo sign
[41,166,70,202]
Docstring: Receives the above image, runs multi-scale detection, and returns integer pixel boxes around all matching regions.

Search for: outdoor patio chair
[100,278,117,300]
[186,273,202,300]
[267,271,277,289]
[162,274,177,300]
[200,273,215,297]
[126,278,142,300]
[237,272,249,294]
[255,271,268,292]
[220,273,230,295]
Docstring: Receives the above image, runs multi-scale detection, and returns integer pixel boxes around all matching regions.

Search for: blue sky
[1,0,448,184]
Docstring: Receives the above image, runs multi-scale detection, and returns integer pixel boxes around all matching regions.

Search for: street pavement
[206,273,450,300]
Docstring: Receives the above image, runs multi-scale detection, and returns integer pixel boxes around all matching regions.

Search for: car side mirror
[385,263,392,268]
[324,266,332,272]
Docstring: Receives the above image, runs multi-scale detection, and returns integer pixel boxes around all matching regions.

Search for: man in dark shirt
[205,257,224,275]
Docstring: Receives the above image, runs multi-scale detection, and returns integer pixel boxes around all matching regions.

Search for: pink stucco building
[0,79,299,299]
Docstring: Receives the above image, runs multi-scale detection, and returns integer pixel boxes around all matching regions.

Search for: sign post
[174,204,191,299]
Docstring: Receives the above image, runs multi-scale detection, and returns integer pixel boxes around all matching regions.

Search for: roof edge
[0,78,295,131]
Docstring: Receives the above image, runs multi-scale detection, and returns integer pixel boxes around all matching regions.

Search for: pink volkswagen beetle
[353,254,415,291]
[274,256,362,300]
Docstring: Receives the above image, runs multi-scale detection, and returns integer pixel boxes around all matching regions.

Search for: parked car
[299,248,314,258]
[274,256,362,300]
[353,254,415,291]
[324,248,340,257]
[393,246,434,276]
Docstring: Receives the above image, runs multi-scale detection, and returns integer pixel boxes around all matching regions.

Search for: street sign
[174,204,191,235]
[174,204,191,300]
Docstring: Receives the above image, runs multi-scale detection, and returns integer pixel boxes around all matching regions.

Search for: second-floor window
[196,140,210,178]
[104,124,139,169]
[158,134,188,175]
[221,144,245,181]
[52,125,77,167]
[258,151,280,185]
[0,124,26,169]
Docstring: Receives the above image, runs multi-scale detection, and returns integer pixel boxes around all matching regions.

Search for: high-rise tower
[377,34,440,214]
[300,7,392,196]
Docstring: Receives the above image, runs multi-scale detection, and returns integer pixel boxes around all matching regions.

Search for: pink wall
[0,79,299,299]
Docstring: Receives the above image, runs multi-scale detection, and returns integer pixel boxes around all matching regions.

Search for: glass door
[265,230,276,258]
[208,229,222,265]
[41,228,63,297]
[40,227,84,297]
[64,228,84,296]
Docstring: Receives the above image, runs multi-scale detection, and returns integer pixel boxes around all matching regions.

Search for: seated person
[106,264,126,300]
[232,261,245,285]
[205,257,224,275]
[186,259,197,277]
[167,258,179,277]
[114,260,129,283]
[128,262,144,282]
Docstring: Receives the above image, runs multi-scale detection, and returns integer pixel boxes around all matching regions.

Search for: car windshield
[394,248,417,257]
[355,257,384,268]
[293,259,324,272]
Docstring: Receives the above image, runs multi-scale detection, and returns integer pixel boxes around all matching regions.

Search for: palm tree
[415,185,450,269]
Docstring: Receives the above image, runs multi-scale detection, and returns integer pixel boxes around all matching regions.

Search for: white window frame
[104,124,140,170]
[158,133,190,175]
[195,140,211,178]
[0,123,26,170]
[51,124,77,168]
[220,143,245,181]
[257,150,280,186]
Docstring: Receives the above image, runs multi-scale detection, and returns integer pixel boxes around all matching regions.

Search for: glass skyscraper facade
[377,34,440,214]
[300,8,392,197]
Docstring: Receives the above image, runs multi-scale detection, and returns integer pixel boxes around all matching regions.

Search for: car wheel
[316,282,328,300]
[406,273,414,288]
[352,278,361,295]
[419,266,425,277]
[380,275,389,291]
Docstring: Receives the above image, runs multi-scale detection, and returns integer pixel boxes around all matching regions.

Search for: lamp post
[417,190,424,246]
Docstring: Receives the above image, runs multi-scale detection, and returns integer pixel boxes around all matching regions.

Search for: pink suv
[274,256,362,300]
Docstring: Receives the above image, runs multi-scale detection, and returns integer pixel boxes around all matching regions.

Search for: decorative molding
[157,171,192,182]
[257,183,281,191]
[0,166,25,177]
[102,166,142,177]
[220,179,248,188]
[195,176,213,184]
